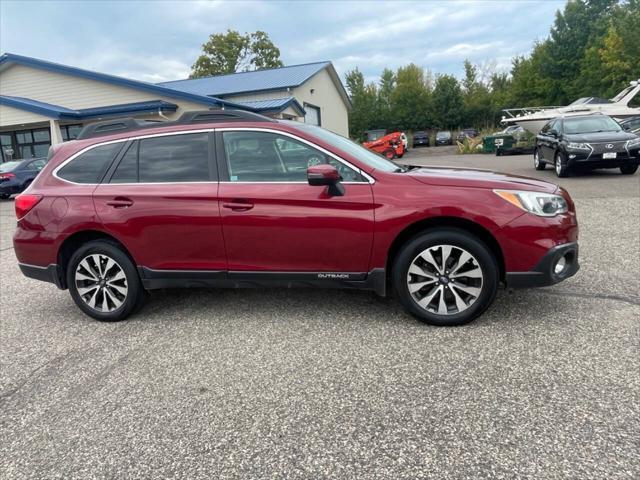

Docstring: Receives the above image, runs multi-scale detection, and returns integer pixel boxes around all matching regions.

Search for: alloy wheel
[534,151,540,168]
[407,244,483,316]
[75,254,128,312]
[555,154,562,175]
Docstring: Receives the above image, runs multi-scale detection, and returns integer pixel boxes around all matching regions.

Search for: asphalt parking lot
[1,149,638,479]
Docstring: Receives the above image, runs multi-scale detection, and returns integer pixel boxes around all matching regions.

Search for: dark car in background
[534,114,640,177]
[619,115,640,134]
[435,131,452,146]
[457,128,479,143]
[0,158,47,199]
[412,131,430,147]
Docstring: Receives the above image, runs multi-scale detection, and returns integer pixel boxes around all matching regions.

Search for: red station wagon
[13,110,579,326]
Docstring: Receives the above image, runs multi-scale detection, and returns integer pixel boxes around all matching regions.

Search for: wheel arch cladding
[57,230,137,289]
[386,216,505,283]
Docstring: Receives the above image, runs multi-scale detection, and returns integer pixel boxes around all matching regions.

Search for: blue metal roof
[236,97,305,116]
[158,62,331,97]
[0,95,178,120]
[0,52,254,111]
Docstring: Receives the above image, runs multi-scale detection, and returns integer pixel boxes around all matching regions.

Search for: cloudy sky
[1,0,566,85]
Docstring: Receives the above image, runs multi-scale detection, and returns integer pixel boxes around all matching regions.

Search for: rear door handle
[222,200,254,211]
[106,197,134,208]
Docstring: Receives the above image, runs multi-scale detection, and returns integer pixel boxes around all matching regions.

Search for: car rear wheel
[620,164,638,175]
[67,240,145,321]
[392,229,499,326]
[555,151,570,178]
[534,149,545,170]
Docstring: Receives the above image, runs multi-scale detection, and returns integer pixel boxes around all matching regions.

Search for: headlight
[626,137,640,148]
[494,190,569,217]
[567,142,591,151]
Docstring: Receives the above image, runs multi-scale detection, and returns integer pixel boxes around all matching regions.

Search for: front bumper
[506,242,579,288]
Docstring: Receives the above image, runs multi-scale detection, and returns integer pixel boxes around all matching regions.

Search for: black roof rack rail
[177,109,276,124]
[76,109,275,140]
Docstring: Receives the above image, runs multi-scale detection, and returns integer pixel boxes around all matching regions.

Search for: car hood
[564,131,637,143]
[406,166,558,193]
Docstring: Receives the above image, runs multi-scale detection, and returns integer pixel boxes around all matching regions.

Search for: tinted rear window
[138,133,210,183]
[58,143,123,183]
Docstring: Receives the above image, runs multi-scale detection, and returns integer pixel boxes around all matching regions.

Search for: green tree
[431,74,464,130]
[191,30,283,78]
[345,68,378,140]
[377,68,396,128]
[390,64,431,131]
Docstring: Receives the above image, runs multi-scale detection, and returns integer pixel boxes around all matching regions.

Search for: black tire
[554,151,570,178]
[620,164,638,175]
[534,149,545,170]
[392,228,499,326]
[383,148,396,160]
[67,239,145,321]
[0,194,9,200]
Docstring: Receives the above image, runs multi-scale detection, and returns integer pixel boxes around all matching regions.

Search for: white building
[0,53,351,162]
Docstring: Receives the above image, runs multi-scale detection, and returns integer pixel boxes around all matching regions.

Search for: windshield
[436,131,450,138]
[568,97,613,106]
[297,124,399,172]
[564,116,622,134]
[0,161,20,172]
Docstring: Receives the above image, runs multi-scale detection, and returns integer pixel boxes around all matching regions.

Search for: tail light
[15,194,43,220]
[0,173,15,181]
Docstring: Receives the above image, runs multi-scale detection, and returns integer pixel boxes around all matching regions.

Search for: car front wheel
[392,229,499,326]
[555,151,570,177]
[534,149,545,170]
[67,240,145,321]
[620,164,638,175]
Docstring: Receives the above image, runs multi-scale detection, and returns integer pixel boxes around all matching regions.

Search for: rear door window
[110,142,138,183]
[57,142,124,183]
[138,133,210,183]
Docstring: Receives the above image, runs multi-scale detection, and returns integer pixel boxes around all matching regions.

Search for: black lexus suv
[534,114,640,177]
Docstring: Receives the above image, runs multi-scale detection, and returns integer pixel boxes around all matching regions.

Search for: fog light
[554,256,567,275]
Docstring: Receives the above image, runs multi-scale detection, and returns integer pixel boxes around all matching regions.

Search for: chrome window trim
[52,129,215,186]
[216,127,376,184]
[52,126,376,186]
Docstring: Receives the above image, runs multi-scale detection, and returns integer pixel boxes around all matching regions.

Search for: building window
[61,124,83,141]
[15,127,51,159]
[304,103,321,127]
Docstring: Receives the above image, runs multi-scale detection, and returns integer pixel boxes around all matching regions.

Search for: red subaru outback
[13,110,579,326]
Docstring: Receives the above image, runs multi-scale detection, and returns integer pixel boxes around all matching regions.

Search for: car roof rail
[177,109,276,124]
[76,109,275,140]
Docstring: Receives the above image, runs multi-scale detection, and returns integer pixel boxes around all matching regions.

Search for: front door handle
[106,197,134,208]
[222,200,254,212]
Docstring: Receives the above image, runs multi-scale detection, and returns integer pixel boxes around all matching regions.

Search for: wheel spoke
[108,270,126,282]
[450,285,468,312]
[103,258,116,276]
[420,249,442,274]
[78,284,99,296]
[451,250,472,275]
[76,272,97,282]
[417,285,442,309]
[107,282,127,296]
[408,278,437,293]
[101,290,109,312]
[451,266,482,279]
[79,259,99,280]
[408,264,437,279]
[91,254,104,277]
[104,288,123,309]
[437,288,448,314]
[440,245,452,272]
[450,283,481,298]
[86,287,100,308]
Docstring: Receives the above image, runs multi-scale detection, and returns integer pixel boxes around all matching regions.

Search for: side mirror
[307,164,344,196]
[549,129,559,137]
[622,124,630,131]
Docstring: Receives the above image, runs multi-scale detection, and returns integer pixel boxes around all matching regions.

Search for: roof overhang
[0,95,178,121]
[235,97,306,117]
[0,52,255,111]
